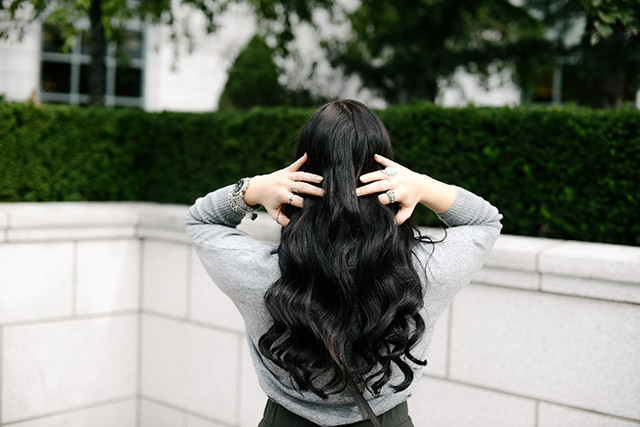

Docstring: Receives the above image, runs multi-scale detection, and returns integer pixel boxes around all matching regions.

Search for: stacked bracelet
[228,177,259,220]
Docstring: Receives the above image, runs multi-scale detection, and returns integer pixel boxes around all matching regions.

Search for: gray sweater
[186,185,502,426]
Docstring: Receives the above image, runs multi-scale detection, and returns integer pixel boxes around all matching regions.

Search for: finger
[289,194,304,208]
[374,153,398,168]
[395,208,412,225]
[290,170,323,183]
[291,181,324,197]
[377,192,392,205]
[359,170,389,184]
[273,209,291,227]
[356,180,392,197]
[278,213,290,227]
[286,153,308,172]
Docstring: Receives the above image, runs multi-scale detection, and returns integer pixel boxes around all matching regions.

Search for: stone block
[141,314,240,424]
[239,341,267,427]
[411,377,536,427]
[3,203,140,242]
[139,399,186,427]
[539,241,640,284]
[473,266,539,290]
[189,248,244,332]
[2,315,138,423]
[76,239,140,315]
[449,285,640,419]
[6,400,136,427]
[187,414,229,427]
[538,403,640,427]
[8,226,138,242]
[0,242,73,323]
[0,211,8,229]
[139,204,189,231]
[485,235,560,271]
[5,203,140,229]
[142,241,189,318]
[137,227,190,244]
[542,274,640,304]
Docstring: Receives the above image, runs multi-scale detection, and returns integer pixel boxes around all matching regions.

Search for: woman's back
[185,100,502,426]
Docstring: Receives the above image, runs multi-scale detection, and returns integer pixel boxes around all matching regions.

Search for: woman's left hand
[243,154,324,226]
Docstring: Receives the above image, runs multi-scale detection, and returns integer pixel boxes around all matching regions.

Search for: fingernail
[355,189,361,196]
[316,176,323,182]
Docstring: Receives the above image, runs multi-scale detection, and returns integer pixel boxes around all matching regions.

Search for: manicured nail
[316,176,323,182]
[355,189,361,196]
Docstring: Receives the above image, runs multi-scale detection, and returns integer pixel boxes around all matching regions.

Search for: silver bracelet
[228,177,258,220]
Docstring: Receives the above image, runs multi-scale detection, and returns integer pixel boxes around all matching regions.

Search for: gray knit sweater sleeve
[185,184,502,426]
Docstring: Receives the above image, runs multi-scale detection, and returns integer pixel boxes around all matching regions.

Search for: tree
[0,0,332,105]
[219,34,286,109]
[323,0,545,104]
[524,0,640,108]
[219,33,331,109]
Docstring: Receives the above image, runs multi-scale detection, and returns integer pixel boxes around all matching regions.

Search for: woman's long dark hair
[258,100,428,399]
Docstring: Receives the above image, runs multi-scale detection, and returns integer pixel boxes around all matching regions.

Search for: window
[40,23,145,107]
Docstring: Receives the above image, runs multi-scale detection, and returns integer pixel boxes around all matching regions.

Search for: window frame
[40,19,145,107]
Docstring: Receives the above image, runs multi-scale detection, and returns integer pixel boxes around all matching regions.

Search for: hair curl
[258,100,430,398]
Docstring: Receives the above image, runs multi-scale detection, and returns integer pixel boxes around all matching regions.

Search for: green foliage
[219,34,332,109]
[324,0,544,103]
[523,0,640,107]
[1,0,332,104]
[219,35,287,109]
[1,101,639,246]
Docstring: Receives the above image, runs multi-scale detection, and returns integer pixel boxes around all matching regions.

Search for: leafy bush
[1,101,638,246]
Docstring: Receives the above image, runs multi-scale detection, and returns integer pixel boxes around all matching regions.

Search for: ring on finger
[287,194,294,204]
[382,167,399,178]
[290,185,299,193]
[385,190,396,204]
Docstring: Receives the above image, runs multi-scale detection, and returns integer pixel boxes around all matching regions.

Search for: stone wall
[1,202,638,427]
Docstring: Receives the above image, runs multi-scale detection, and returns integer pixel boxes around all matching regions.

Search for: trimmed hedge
[1,102,639,246]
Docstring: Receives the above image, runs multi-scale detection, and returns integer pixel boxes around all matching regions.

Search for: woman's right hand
[357,154,456,224]
[243,154,324,227]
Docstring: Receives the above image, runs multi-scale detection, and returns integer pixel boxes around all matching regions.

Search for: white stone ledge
[542,274,640,304]
[473,266,540,290]
[0,211,8,228]
[539,241,640,284]
[7,226,139,242]
[484,235,562,272]
[1,202,639,306]
[2,203,142,228]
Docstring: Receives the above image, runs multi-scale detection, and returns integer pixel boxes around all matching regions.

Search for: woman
[186,100,502,426]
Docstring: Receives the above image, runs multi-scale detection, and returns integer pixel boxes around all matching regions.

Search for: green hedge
[1,101,638,246]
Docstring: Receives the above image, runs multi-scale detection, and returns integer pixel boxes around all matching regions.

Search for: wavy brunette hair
[258,100,429,399]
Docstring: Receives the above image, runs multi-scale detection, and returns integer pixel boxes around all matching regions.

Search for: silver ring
[385,190,396,204]
[290,186,299,193]
[383,167,399,177]
[287,194,294,204]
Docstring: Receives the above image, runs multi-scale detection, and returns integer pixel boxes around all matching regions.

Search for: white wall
[0,4,257,112]
[143,3,257,112]
[1,202,639,427]
[0,20,41,102]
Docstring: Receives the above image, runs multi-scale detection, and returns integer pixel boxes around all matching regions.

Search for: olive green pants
[258,399,414,427]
